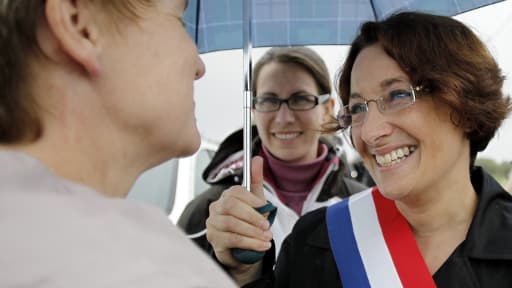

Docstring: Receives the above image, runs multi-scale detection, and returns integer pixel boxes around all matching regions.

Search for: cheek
[254,114,271,132]
[351,130,366,154]
[300,111,324,126]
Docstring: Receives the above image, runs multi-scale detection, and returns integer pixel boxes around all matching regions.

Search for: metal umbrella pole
[242,0,252,191]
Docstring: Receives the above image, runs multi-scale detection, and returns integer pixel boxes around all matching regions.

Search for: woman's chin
[183,135,201,156]
[377,184,409,201]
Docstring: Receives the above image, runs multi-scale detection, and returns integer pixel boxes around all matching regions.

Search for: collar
[261,144,328,192]
[463,166,512,260]
[204,126,341,184]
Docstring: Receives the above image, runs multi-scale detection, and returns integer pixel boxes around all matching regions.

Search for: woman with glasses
[178,47,366,283]
[212,12,512,288]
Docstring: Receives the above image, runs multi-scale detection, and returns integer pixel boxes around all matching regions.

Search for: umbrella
[184,0,504,190]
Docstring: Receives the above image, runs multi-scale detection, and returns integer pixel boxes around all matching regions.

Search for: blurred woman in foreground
[0,0,235,286]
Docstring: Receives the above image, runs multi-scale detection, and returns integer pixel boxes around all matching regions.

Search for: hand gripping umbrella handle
[231,201,277,264]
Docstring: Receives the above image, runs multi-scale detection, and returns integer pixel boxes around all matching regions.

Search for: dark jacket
[247,166,512,287]
[178,127,366,259]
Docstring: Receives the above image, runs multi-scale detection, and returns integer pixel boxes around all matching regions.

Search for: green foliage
[475,157,512,185]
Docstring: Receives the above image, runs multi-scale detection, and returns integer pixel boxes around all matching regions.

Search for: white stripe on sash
[349,192,403,287]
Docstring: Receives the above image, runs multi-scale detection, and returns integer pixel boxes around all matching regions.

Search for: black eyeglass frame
[252,93,330,112]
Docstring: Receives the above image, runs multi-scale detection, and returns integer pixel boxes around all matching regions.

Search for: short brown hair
[333,12,511,159]
[0,0,151,144]
[252,47,331,97]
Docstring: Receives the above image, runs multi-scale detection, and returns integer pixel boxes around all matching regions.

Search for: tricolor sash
[326,187,436,288]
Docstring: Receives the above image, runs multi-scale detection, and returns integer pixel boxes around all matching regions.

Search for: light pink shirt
[0,151,235,288]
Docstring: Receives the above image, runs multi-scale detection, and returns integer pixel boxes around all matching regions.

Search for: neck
[395,167,477,274]
[396,173,477,237]
[16,68,152,198]
[396,144,477,236]
[18,130,142,198]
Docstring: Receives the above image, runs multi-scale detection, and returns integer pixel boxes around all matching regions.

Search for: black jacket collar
[464,167,512,260]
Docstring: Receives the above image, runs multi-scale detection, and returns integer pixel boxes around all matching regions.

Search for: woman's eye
[290,95,311,104]
[388,90,412,101]
[262,98,280,105]
[349,103,367,114]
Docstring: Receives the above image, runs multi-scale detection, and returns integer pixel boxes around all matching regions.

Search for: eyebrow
[349,77,409,100]
[380,77,408,89]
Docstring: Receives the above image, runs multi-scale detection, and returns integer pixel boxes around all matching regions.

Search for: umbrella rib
[195,0,200,44]
[368,0,378,20]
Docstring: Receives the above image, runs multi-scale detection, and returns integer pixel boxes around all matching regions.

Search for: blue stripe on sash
[326,199,371,288]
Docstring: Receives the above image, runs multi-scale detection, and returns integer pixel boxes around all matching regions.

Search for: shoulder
[274,207,342,287]
[4,204,235,287]
[319,168,367,200]
[464,167,512,261]
[278,206,330,263]
[287,207,329,246]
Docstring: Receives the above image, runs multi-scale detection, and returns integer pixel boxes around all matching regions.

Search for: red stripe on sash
[372,188,437,288]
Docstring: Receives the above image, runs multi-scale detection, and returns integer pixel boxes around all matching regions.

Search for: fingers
[206,215,272,251]
[250,156,265,201]
[211,186,269,230]
[206,184,273,268]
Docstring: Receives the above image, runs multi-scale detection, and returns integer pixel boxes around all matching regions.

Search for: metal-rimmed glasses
[337,82,422,130]
[253,93,330,112]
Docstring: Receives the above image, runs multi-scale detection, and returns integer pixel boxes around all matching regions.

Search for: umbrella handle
[231,201,277,264]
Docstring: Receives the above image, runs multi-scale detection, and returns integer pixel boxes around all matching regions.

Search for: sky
[192,0,512,163]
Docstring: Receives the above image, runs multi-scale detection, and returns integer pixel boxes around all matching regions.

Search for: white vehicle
[127,140,218,224]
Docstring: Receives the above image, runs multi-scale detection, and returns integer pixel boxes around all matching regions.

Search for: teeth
[397,149,404,158]
[274,132,300,140]
[391,150,397,160]
[375,146,415,167]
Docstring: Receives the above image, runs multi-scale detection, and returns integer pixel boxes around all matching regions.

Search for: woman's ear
[45,0,101,76]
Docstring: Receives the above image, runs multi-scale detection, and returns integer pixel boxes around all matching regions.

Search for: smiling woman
[280,11,512,287]
[0,0,235,287]
[178,47,367,286]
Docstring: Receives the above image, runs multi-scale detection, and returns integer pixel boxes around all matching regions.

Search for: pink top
[261,144,329,215]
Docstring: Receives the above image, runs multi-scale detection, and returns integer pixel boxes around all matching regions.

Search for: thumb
[250,156,266,203]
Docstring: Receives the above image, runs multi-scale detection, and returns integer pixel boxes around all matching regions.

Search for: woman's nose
[359,103,392,145]
[274,102,296,122]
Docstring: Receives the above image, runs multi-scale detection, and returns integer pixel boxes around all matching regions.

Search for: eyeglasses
[337,82,422,130]
[253,94,330,112]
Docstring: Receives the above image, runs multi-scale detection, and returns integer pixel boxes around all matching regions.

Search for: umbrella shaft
[242,0,252,191]
[243,91,252,191]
